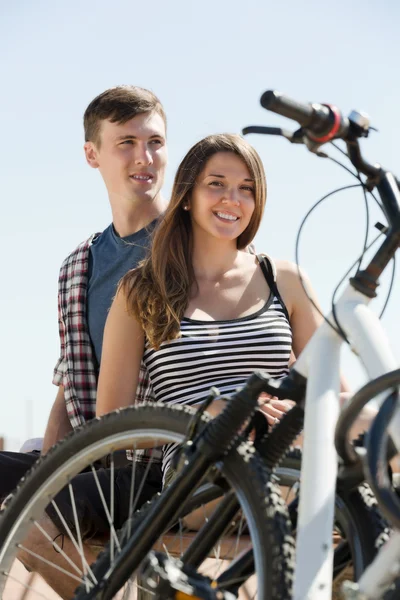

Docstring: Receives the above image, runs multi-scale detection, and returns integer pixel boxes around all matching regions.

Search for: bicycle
[0,400,297,600]
[0,90,399,600]
[243,90,400,599]
[0,399,385,600]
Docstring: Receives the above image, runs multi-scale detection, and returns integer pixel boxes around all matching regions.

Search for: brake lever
[242,125,302,143]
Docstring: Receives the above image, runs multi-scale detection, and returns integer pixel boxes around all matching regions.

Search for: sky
[1,0,399,449]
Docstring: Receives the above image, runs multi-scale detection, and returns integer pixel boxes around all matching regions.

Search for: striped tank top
[142,255,292,475]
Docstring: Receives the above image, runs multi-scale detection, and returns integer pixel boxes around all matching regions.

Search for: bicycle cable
[330,169,370,341]
[295,183,365,342]
[329,184,396,328]
[329,141,395,319]
[325,145,396,324]
[294,143,396,342]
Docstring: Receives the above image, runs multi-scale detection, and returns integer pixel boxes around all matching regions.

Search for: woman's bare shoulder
[272,258,314,317]
[274,258,309,283]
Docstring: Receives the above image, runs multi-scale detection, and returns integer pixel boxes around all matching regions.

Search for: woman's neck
[191,236,242,282]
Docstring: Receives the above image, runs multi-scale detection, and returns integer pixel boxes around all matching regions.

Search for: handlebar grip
[260,90,346,142]
[260,91,315,127]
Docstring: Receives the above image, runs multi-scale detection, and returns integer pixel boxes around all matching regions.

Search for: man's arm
[41,386,73,455]
[41,253,73,455]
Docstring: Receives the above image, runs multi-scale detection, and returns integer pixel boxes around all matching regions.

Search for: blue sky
[1,0,399,447]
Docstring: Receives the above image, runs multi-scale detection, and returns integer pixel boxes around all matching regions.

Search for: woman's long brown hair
[121,133,267,349]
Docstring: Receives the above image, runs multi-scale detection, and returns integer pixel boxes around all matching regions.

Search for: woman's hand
[202,394,295,428]
[203,398,227,418]
[257,393,295,427]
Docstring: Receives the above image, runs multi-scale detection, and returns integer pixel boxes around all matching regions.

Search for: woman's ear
[182,194,191,211]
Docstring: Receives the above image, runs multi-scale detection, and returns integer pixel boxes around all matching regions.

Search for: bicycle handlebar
[258,90,400,211]
[260,90,349,144]
[252,89,400,294]
[260,91,314,125]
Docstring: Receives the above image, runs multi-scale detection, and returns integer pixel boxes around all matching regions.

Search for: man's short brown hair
[84,85,166,146]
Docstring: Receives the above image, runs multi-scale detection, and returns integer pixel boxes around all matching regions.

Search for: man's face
[85,111,167,205]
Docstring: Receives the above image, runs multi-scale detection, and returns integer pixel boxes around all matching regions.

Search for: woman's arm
[276,260,350,393]
[96,287,145,418]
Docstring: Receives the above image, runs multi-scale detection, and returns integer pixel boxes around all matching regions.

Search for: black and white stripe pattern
[143,294,292,475]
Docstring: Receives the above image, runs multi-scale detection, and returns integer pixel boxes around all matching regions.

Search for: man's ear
[84,142,100,169]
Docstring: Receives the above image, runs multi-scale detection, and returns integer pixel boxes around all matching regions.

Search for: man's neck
[111,195,167,238]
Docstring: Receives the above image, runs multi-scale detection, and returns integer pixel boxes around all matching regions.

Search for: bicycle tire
[0,403,295,600]
[282,448,390,579]
[275,447,391,600]
[73,444,388,599]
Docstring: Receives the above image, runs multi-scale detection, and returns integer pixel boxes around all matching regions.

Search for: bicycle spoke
[2,570,58,600]
[127,443,138,538]
[110,453,115,564]
[16,544,86,586]
[129,442,158,516]
[233,513,246,558]
[90,465,121,553]
[32,519,84,578]
[49,499,98,583]
[69,482,92,593]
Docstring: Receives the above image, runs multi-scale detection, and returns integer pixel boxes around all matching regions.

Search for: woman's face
[187,152,256,245]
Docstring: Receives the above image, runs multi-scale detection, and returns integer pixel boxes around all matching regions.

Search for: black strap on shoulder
[257,255,291,324]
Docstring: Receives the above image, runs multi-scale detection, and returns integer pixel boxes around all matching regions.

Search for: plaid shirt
[53,233,153,429]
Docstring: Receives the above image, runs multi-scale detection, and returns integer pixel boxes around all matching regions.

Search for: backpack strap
[257,254,291,324]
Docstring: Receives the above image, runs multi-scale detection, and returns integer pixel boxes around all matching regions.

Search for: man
[0,85,168,598]
[0,85,167,487]
[46,84,167,442]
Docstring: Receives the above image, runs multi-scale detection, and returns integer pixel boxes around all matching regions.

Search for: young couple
[2,85,342,598]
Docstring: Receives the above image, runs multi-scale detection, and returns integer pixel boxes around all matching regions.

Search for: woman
[96,133,324,471]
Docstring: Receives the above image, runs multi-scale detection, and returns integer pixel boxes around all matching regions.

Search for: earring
[183,205,189,210]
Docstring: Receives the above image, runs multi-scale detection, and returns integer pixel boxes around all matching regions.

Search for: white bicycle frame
[292,282,400,600]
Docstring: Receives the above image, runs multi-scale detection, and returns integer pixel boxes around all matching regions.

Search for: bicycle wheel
[277,449,390,596]
[82,446,389,600]
[0,403,295,600]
